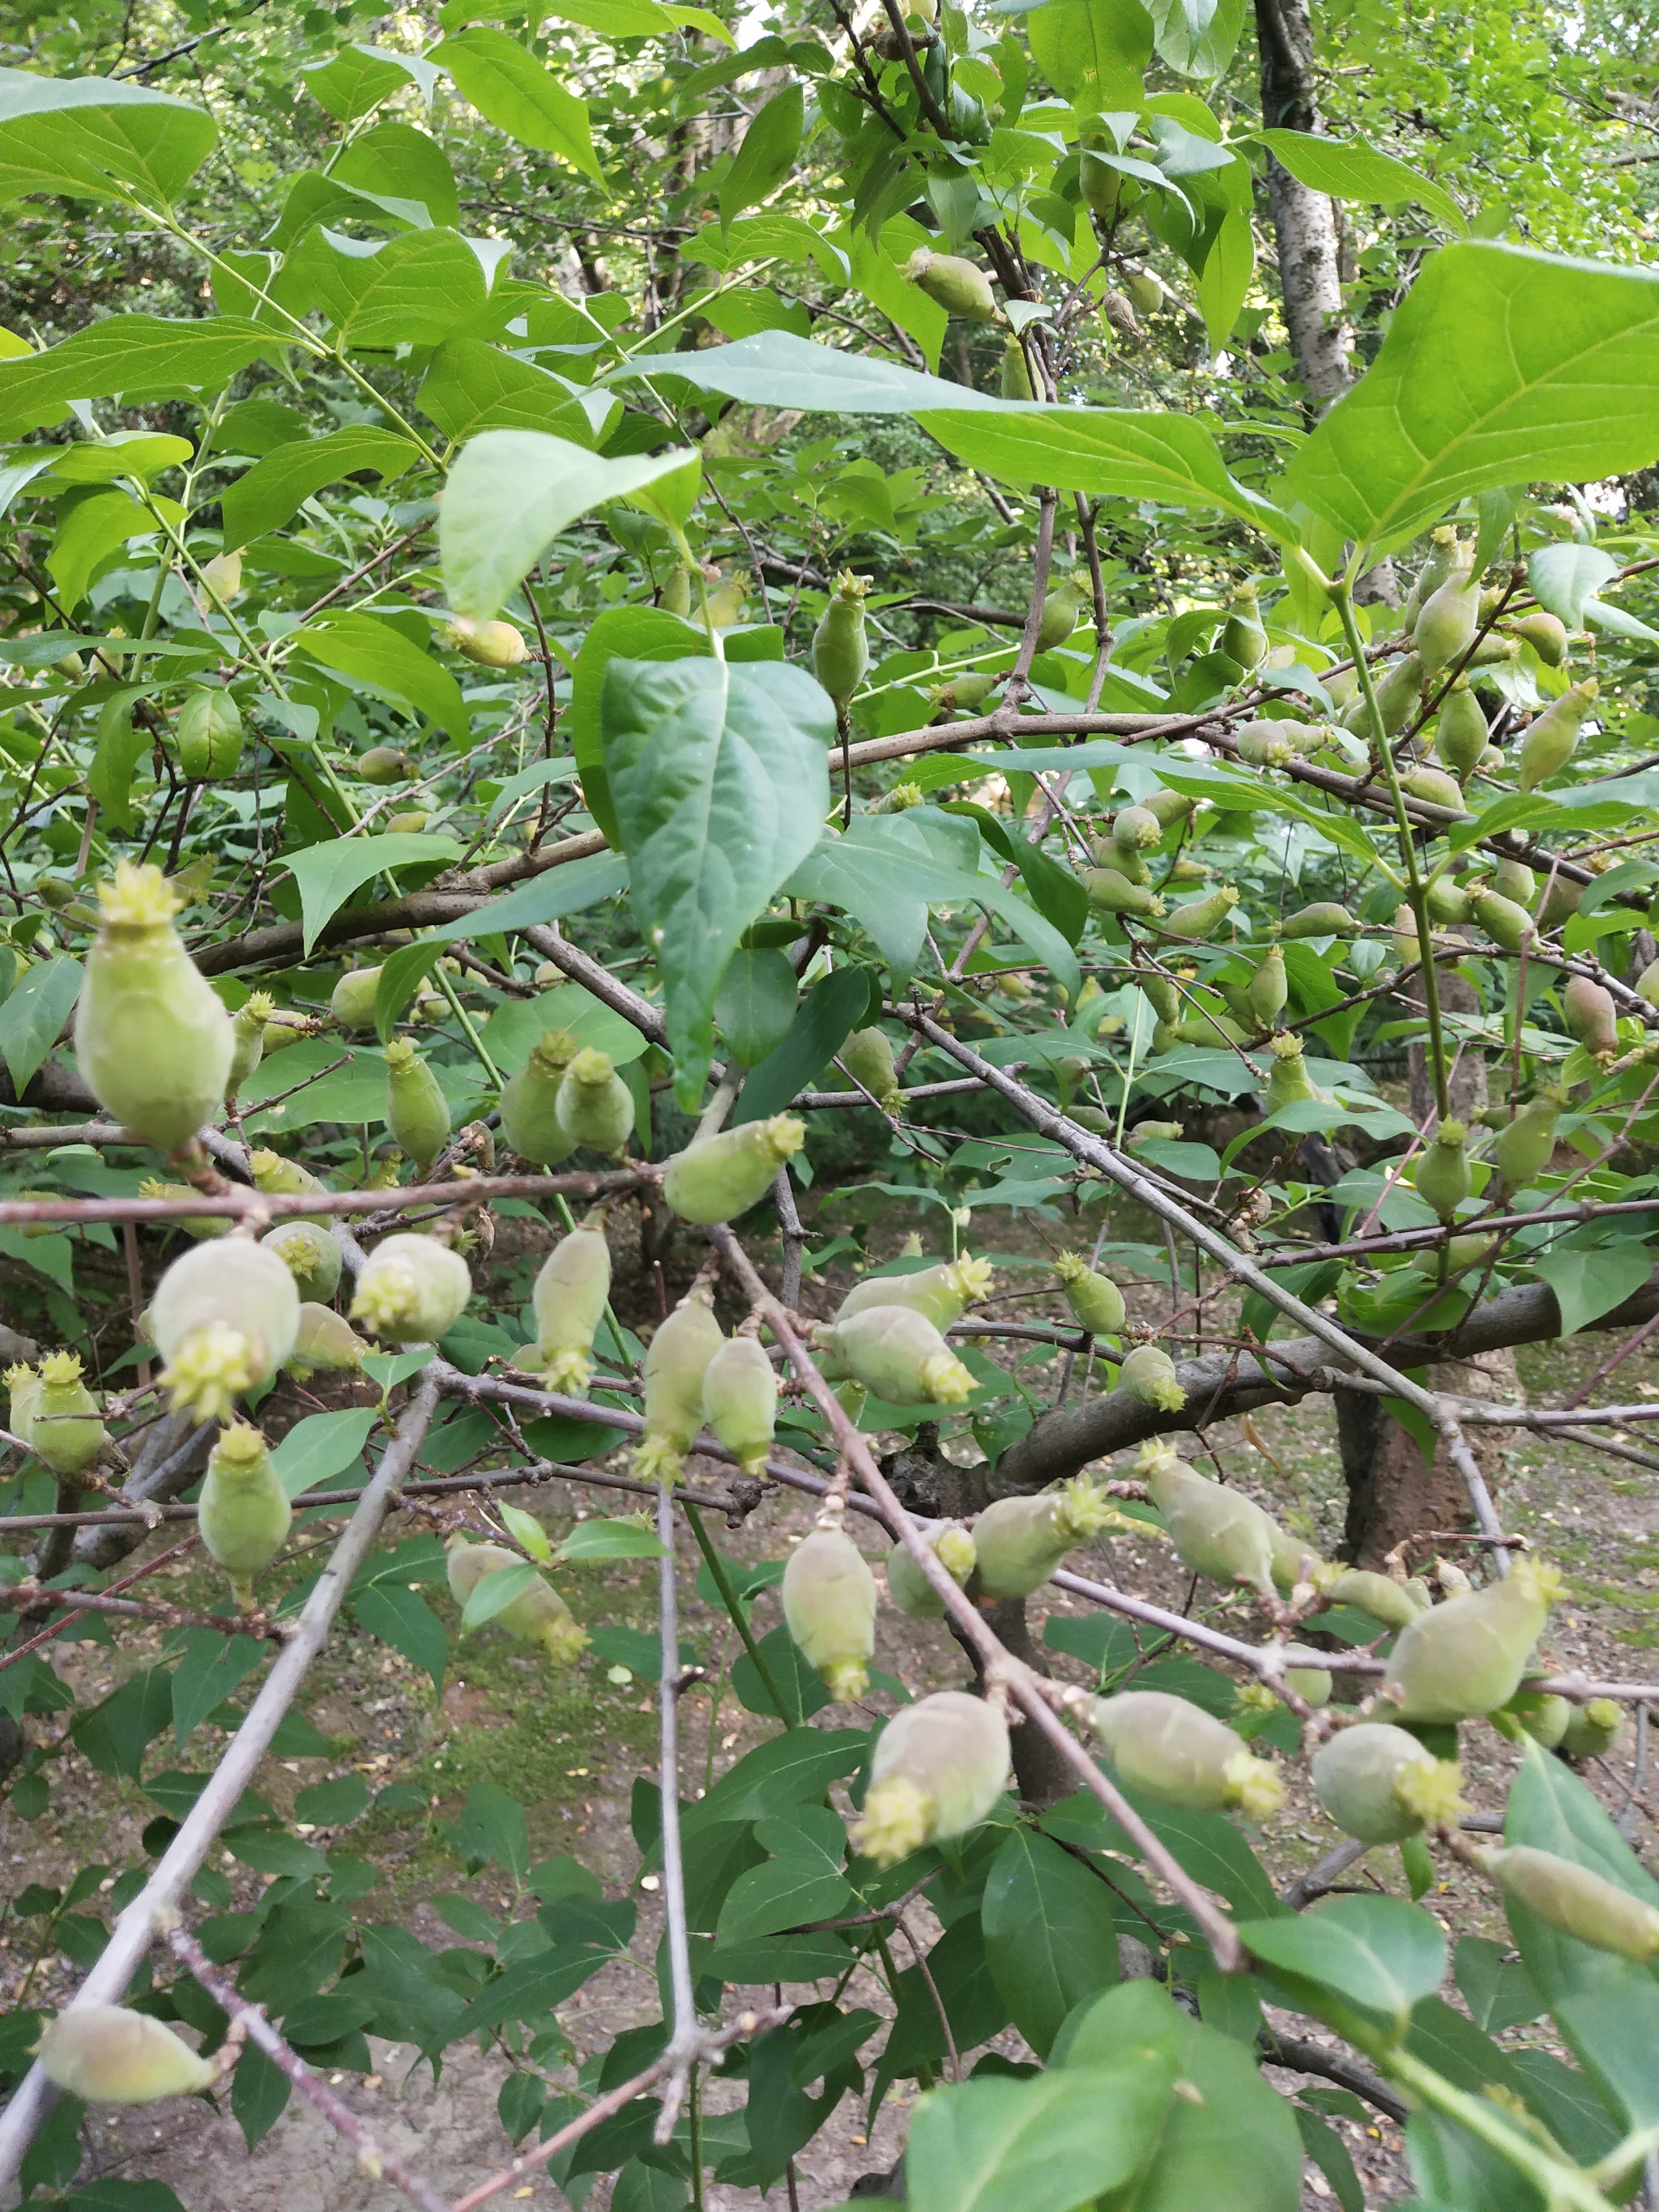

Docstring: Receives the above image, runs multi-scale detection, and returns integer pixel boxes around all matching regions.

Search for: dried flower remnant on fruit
[971,1477,1116,1599]
[663,1115,804,1224]
[261,1220,343,1305]
[554,1046,636,1156]
[812,571,870,704]
[701,1332,777,1475]
[836,1253,992,1333]
[1118,1343,1185,1413]
[31,1351,106,1477]
[531,1213,612,1392]
[636,1290,724,1483]
[351,1233,471,1345]
[1561,1698,1623,1762]
[886,1520,977,1618]
[782,1526,877,1701]
[903,246,998,322]
[850,1690,1010,1865]
[444,615,531,667]
[151,1238,301,1424]
[1054,1251,1125,1336]
[834,1303,975,1406]
[1087,1690,1283,1818]
[382,1037,451,1170]
[1383,1556,1563,1724]
[840,1026,902,1115]
[499,1028,581,1164]
[198,1421,291,1609]
[1311,1721,1465,1843]
[286,1302,365,1378]
[1519,678,1598,791]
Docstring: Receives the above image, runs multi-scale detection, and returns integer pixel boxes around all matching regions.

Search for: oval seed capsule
[782,1525,877,1701]
[1318,1567,1430,1633]
[30,1352,105,1477]
[1382,1556,1562,1724]
[637,1292,725,1482]
[1414,565,1479,675]
[971,1477,1115,1599]
[886,1521,977,1619]
[834,1305,975,1406]
[1514,610,1568,666]
[1247,945,1288,1029]
[1164,884,1239,940]
[446,1537,586,1662]
[226,990,274,1098]
[1435,679,1489,779]
[1280,1645,1333,1708]
[285,1302,366,1377]
[384,1038,450,1171]
[812,572,871,705]
[150,1238,301,1424]
[331,967,383,1032]
[198,1421,292,1609]
[1561,1698,1623,1762]
[1492,1090,1561,1190]
[1563,975,1618,1062]
[1140,1445,1279,1598]
[903,247,998,322]
[1278,901,1357,940]
[36,2005,218,2105]
[701,1333,777,1475]
[1054,1252,1125,1336]
[1112,805,1162,855]
[1265,1032,1324,1110]
[1118,1343,1185,1412]
[444,616,531,667]
[5,1362,40,1450]
[1086,1690,1283,1818]
[498,1028,581,1164]
[1519,678,1598,791]
[249,1148,326,1198]
[849,1690,1011,1866]
[555,1047,635,1155]
[1081,868,1165,918]
[350,1232,471,1344]
[531,1213,612,1392]
[74,862,234,1154]
[1486,1846,1659,1963]
[138,1179,232,1237]
[663,1115,805,1225]
[1036,574,1089,650]
[1512,1692,1571,1750]
[1414,1120,1471,1222]
[261,1220,343,1305]
[1222,584,1267,671]
[358,746,415,785]
[836,1254,993,1333]
[1311,1721,1465,1843]
[840,1027,902,1115]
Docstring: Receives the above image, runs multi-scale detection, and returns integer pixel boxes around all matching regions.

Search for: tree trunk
[1253,0,1351,412]
[1340,975,1521,1564]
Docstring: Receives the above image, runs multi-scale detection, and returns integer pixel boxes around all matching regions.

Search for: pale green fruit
[74,862,233,1153]
[1414,1119,1471,1222]
[384,1038,450,1170]
[226,991,273,1097]
[1037,574,1089,650]
[903,247,998,322]
[850,1690,1010,1866]
[1118,1344,1184,1412]
[663,1115,804,1224]
[29,1351,105,1477]
[555,1046,635,1155]
[812,571,870,704]
[5,1362,40,1449]
[1311,1722,1465,1843]
[834,1305,975,1406]
[1512,1692,1571,1750]
[1081,868,1165,918]
[1222,584,1267,670]
[1519,678,1598,791]
[1247,945,1288,1029]
[262,1220,343,1304]
[1491,1092,1562,1191]
[1435,679,1489,779]
[531,1213,612,1392]
[1280,1644,1333,1707]
[249,1148,326,1198]
[36,2005,218,2104]
[1054,1252,1124,1336]
[150,1238,301,1425]
[840,1028,902,1115]
[782,1525,877,1701]
[701,1333,777,1475]
[1142,1447,1279,1599]
[331,966,384,1031]
[886,1521,976,1618]
[1563,975,1618,1062]
[350,1232,471,1344]
[1320,1568,1429,1633]
[285,1302,366,1377]
[446,1537,586,1662]
[637,1292,724,1481]
[1087,1690,1282,1818]
[1164,885,1239,940]
[836,1254,993,1333]
[1561,1698,1623,1761]
[198,1421,292,1608]
[1279,902,1357,940]
[499,1029,580,1164]
[445,615,531,667]
[1383,1557,1562,1723]
[1414,565,1480,676]
[1487,1846,1659,1962]
[971,1477,1115,1598]
[1265,1032,1324,1110]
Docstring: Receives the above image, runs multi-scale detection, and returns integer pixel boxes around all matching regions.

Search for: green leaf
[46,486,151,611]
[905,2049,1178,2212]
[277,225,488,351]
[220,428,421,546]
[1531,1243,1654,1335]
[1527,541,1620,628]
[291,612,468,742]
[601,655,834,1106]
[1194,203,1255,347]
[497,1502,555,1563]
[280,831,464,954]
[981,1829,1120,2057]
[302,45,440,124]
[436,28,603,180]
[1026,0,1153,116]
[0,956,80,1095]
[1286,243,1659,556]
[715,1854,851,1942]
[1255,130,1465,234]
[270,1409,381,1498]
[733,965,876,1124]
[294,1774,372,1826]
[354,1584,449,1686]
[0,315,287,439]
[46,430,194,484]
[1145,0,1246,76]
[171,1630,264,1746]
[555,1516,668,1562]
[87,688,152,831]
[0,67,216,206]
[420,335,606,444]
[440,428,698,624]
[719,84,804,229]
[460,1558,538,1629]
[1237,1894,1447,2036]
[714,947,799,1068]
[567,604,711,842]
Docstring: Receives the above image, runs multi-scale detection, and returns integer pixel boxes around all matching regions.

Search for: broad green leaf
[460,1558,538,1629]
[277,225,488,350]
[981,1829,1120,2057]
[46,486,151,610]
[616,327,1000,412]
[600,655,834,1104]
[1094,2005,1303,2212]
[905,2049,1177,2212]
[1286,243,1659,556]
[1026,0,1153,117]
[1256,130,1465,234]
[280,831,464,954]
[171,1630,264,1746]
[0,67,216,206]
[715,1855,851,1942]
[714,947,799,1068]
[1194,203,1254,347]
[436,28,603,181]
[45,430,193,484]
[1530,1243,1654,1335]
[439,428,698,623]
[302,45,441,123]
[270,1409,381,1498]
[291,612,468,743]
[732,965,878,1124]
[87,688,153,831]
[555,1517,668,1561]
[1145,0,1246,76]
[719,84,804,229]
[497,1502,556,1563]
[1238,1894,1446,2035]
[334,121,461,227]
[420,335,607,444]
[220,427,421,546]
[0,956,80,1095]
[567,603,711,842]
[0,316,288,439]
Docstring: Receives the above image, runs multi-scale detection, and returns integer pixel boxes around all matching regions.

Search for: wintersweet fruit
[499,1028,581,1164]
[262,1220,343,1305]
[970,1477,1115,1599]
[1222,583,1267,671]
[1414,1120,1471,1222]
[1054,1252,1125,1336]
[849,1690,1010,1865]
[5,1362,41,1448]
[1492,1090,1562,1191]
[1435,679,1489,779]
[1164,884,1238,940]
[1087,1690,1283,1818]
[834,1304,975,1406]
[36,2005,218,2105]
[286,1302,366,1377]
[1082,868,1165,918]
[350,1232,471,1344]
[331,967,384,1031]
[446,1536,586,1662]
[840,1027,902,1115]
[198,1421,292,1608]
[150,1238,301,1424]
[30,1352,105,1477]
[1486,1846,1659,1962]
[531,1213,612,1392]
[1563,975,1618,1063]
[444,615,531,667]
[248,1148,325,1198]
[1519,678,1598,791]
[1561,1698,1623,1761]
[1265,1032,1326,1110]
[1317,1566,1430,1632]
[75,862,234,1153]
[1036,573,1089,651]
[812,571,871,705]
[1247,944,1288,1029]
[903,246,998,322]
[886,1521,976,1618]
[1118,1343,1185,1413]
[1382,1556,1562,1723]
[1141,1443,1280,1599]
[1278,901,1357,940]
[662,1115,804,1224]
[782,1525,878,1701]
[636,1291,724,1481]
[1514,610,1568,666]
[554,1047,635,1156]
[701,1333,777,1475]
[836,1253,992,1333]
[1413,561,1480,676]
[1311,1721,1465,1843]
[384,1037,450,1171]
[226,991,274,1097]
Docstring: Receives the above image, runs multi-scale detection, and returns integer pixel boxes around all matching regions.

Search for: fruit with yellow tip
[350,1232,471,1344]
[1054,1251,1124,1336]
[782,1525,877,1701]
[849,1690,1010,1865]
[444,615,531,667]
[198,1421,291,1608]
[499,1028,581,1164]
[1311,1721,1465,1843]
[531,1213,612,1392]
[262,1219,343,1305]
[1087,1690,1283,1818]
[1382,1556,1562,1723]
[971,1477,1116,1599]
[636,1291,724,1482]
[446,1536,586,1662]
[30,1351,105,1476]
[834,1304,975,1406]
[1486,1845,1659,1962]
[662,1114,804,1223]
[384,1037,450,1171]
[555,1046,635,1155]
[886,1521,976,1618]
[836,1253,992,1333]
